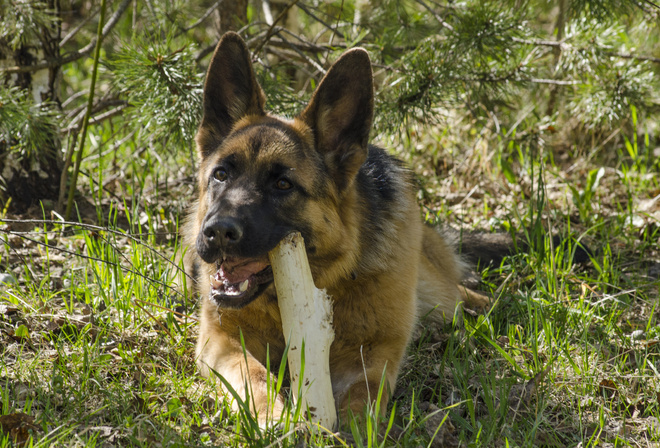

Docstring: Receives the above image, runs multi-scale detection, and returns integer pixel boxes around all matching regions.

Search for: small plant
[569,166,605,225]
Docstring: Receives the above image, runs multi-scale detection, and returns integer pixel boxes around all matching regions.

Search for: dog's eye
[212,168,228,182]
[274,178,293,191]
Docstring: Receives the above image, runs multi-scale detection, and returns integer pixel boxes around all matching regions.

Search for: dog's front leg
[333,369,397,429]
[196,304,284,424]
[332,347,403,425]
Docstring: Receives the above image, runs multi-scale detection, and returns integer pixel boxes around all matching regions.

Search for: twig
[253,0,303,55]
[251,31,346,53]
[63,92,116,127]
[273,31,344,51]
[511,37,660,65]
[63,103,129,133]
[133,299,177,343]
[60,6,101,47]
[296,3,347,42]
[414,0,455,33]
[528,78,579,86]
[178,0,225,35]
[63,0,108,219]
[61,90,87,109]
[134,298,198,322]
[0,218,191,279]
[85,128,137,163]
[604,51,660,64]
[0,230,183,296]
[0,0,131,75]
[270,42,326,74]
[453,74,580,85]
[511,37,566,48]
[195,22,269,61]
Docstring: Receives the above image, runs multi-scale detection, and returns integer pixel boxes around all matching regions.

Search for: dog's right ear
[196,32,266,157]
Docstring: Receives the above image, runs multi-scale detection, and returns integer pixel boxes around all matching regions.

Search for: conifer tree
[0,0,62,211]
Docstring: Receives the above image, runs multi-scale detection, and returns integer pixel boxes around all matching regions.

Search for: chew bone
[268,232,337,430]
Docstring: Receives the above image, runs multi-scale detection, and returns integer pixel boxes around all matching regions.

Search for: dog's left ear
[197,32,266,157]
[299,48,374,190]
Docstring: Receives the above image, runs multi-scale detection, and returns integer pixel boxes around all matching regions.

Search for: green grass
[1,111,659,447]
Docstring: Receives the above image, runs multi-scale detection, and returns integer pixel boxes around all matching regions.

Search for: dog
[181,32,490,425]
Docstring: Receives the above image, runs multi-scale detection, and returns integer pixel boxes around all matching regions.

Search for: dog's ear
[299,48,374,190]
[196,32,266,157]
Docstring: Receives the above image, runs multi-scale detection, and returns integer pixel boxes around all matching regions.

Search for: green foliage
[368,0,659,134]
[110,32,202,149]
[568,0,637,20]
[0,0,57,49]
[0,85,60,160]
[2,0,658,169]
[569,166,604,224]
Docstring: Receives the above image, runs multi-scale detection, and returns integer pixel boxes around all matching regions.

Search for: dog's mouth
[209,256,273,308]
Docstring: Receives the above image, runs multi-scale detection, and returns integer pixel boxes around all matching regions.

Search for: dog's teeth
[210,275,223,289]
[239,279,249,292]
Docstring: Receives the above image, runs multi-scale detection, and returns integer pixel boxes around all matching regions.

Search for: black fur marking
[358,146,402,204]
[355,146,405,232]
[191,260,200,286]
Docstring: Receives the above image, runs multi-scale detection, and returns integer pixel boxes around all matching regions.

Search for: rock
[0,273,18,286]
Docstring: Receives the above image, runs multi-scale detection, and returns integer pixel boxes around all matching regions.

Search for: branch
[511,37,660,65]
[178,0,225,35]
[268,41,326,74]
[253,0,303,54]
[295,3,347,42]
[528,78,580,85]
[605,51,660,64]
[63,101,129,133]
[414,0,455,33]
[60,5,101,47]
[0,0,131,74]
[511,36,566,49]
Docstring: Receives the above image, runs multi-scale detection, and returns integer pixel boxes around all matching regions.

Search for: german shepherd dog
[182,32,490,424]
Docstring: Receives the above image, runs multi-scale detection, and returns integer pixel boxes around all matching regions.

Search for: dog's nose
[203,218,243,245]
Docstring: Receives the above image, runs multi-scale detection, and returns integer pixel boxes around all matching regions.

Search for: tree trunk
[0,0,63,213]
[214,0,248,34]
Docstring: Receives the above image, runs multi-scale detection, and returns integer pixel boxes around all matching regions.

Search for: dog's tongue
[219,258,269,283]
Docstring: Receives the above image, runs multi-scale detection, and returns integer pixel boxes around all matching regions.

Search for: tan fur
[184,32,489,427]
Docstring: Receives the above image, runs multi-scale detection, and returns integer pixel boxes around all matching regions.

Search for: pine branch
[414,0,455,32]
[510,37,660,65]
[605,51,660,64]
[0,0,130,74]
